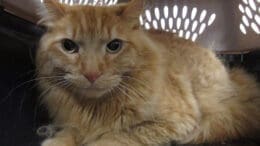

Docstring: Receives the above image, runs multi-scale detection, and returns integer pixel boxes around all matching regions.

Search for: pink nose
[84,72,101,83]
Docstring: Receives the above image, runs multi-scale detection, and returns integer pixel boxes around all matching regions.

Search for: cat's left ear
[35,0,67,26]
[121,0,145,29]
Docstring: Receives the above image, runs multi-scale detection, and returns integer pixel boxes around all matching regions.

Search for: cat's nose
[84,72,101,83]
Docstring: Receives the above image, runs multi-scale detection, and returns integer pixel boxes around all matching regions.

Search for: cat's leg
[41,128,78,146]
[88,116,199,146]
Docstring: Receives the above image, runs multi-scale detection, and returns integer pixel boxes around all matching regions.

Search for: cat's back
[144,29,195,50]
[145,29,226,81]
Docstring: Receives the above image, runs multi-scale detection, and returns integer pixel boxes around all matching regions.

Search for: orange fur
[36,0,260,146]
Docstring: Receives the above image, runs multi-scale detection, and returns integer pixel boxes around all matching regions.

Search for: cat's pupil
[62,39,79,53]
[106,39,123,53]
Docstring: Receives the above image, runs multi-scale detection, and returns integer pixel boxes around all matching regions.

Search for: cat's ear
[121,0,145,29]
[124,0,145,17]
[35,0,67,26]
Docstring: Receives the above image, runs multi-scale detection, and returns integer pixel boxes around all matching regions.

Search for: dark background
[0,8,259,146]
[0,9,48,146]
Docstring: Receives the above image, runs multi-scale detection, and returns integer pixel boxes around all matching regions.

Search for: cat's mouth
[72,84,116,99]
[76,85,108,90]
[64,77,122,99]
[47,68,122,98]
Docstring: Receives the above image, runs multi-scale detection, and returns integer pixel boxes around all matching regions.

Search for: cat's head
[36,0,159,99]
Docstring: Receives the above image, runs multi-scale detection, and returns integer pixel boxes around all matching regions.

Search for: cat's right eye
[61,39,79,54]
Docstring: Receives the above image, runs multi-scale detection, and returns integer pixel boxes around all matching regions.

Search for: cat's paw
[41,139,69,146]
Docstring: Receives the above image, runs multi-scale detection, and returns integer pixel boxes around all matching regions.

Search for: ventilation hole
[144,22,150,30]
[191,33,198,41]
[240,23,247,34]
[199,23,206,34]
[245,6,253,19]
[169,17,174,29]
[185,31,191,39]
[108,0,112,5]
[153,20,158,29]
[184,19,190,30]
[242,0,248,4]
[70,0,74,5]
[191,7,197,20]
[208,13,216,26]
[255,15,260,25]
[108,0,114,5]
[139,6,216,41]
[114,0,118,5]
[182,6,188,19]
[139,15,144,25]
[242,15,250,26]
[239,4,245,13]
[84,0,89,5]
[179,30,184,37]
[145,10,152,22]
[161,18,166,29]
[238,1,260,35]
[251,22,260,34]
[93,0,98,5]
[154,7,160,20]
[248,0,257,11]
[177,17,182,29]
[192,21,198,32]
[200,10,207,22]
[173,5,178,18]
[164,6,169,18]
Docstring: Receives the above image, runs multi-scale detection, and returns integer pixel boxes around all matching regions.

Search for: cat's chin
[75,86,113,99]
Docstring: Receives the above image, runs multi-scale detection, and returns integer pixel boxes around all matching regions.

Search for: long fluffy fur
[36,0,260,146]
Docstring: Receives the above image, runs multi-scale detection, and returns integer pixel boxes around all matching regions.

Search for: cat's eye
[61,39,79,54]
[106,39,123,54]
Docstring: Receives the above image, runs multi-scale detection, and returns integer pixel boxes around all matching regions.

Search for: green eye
[61,39,79,54]
[106,39,123,54]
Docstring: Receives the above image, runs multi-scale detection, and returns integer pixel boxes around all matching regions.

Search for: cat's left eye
[106,39,123,54]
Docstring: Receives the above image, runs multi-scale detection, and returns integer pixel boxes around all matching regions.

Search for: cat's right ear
[35,0,67,26]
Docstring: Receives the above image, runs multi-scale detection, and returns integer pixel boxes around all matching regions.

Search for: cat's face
[37,0,156,99]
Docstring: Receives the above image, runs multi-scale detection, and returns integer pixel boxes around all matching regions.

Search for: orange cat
[36,0,260,146]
